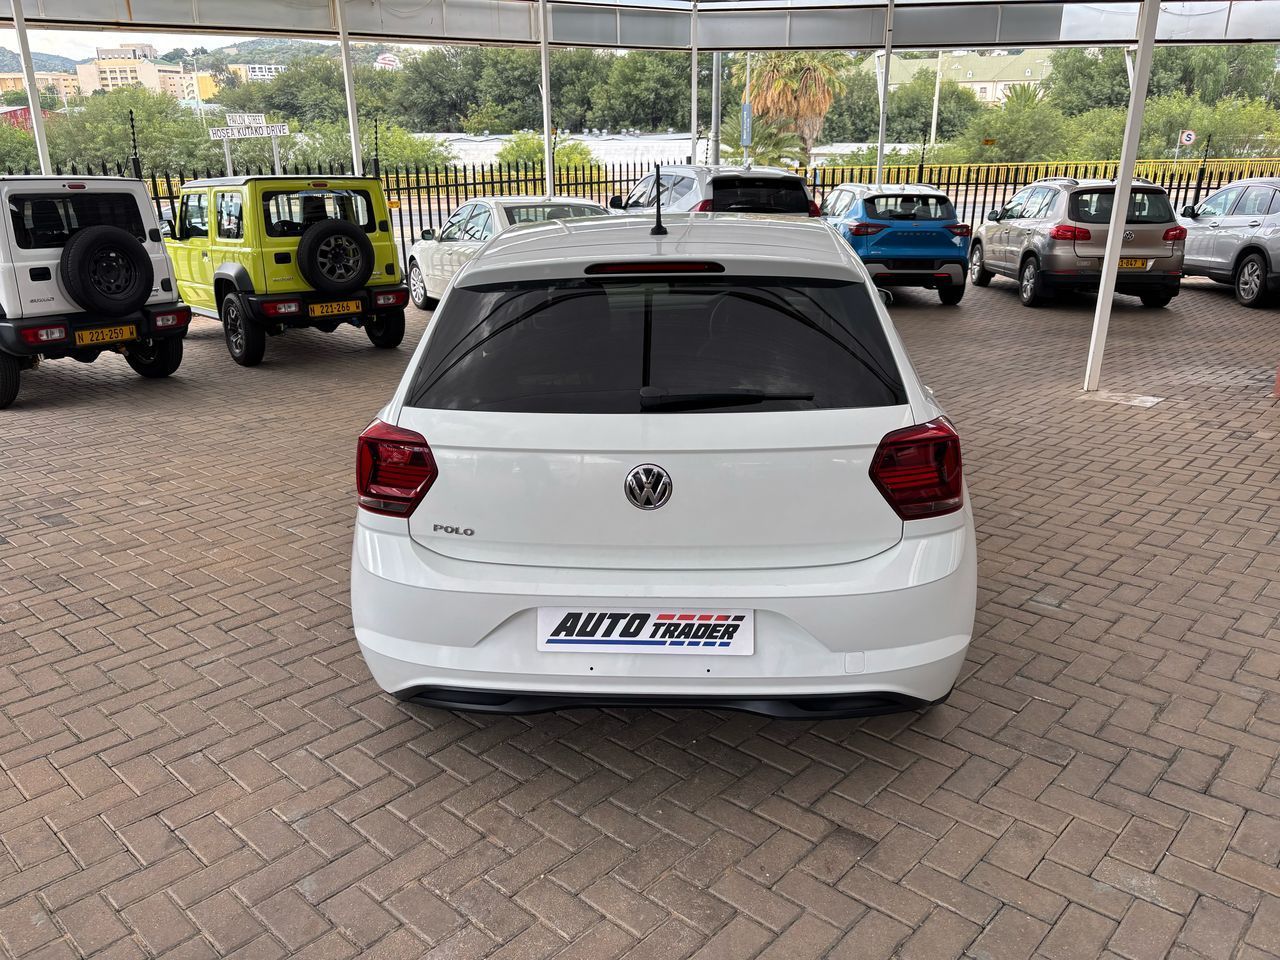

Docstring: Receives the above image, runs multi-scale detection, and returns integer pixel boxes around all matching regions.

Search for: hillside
[0,47,78,73]
[159,37,411,67]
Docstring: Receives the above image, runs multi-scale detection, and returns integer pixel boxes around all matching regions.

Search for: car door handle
[1208,221,1220,227]
[1247,220,1262,228]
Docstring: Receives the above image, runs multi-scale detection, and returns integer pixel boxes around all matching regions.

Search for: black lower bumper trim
[393,684,947,719]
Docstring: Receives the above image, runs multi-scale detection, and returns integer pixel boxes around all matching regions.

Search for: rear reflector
[869,418,963,520]
[1049,224,1092,241]
[585,261,725,274]
[262,300,301,317]
[1163,225,1187,242]
[19,324,67,345]
[849,222,886,236]
[356,420,438,517]
[946,223,972,237]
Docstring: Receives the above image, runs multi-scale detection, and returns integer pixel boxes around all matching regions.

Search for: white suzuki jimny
[0,176,191,409]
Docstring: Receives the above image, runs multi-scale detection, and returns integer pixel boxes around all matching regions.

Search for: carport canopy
[6,0,1279,388]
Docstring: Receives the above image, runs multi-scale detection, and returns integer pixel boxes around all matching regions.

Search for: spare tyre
[60,225,154,318]
[297,219,375,294]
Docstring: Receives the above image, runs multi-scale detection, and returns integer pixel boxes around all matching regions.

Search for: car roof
[0,175,141,184]
[180,174,381,189]
[456,214,864,287]
[660,165,801,180]
[482,195,606,206]
[834,183,948,197]
[1214,177,1280,189]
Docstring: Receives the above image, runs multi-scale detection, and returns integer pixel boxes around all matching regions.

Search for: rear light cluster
[356,420,438,516]
[1048,224,1092,241]
[946,223,972,238]
[152,307,190,329]
[1163,225,1187,242]
[808,200,822,218]
[849,222,886,237]
[262,299,302,317]
[869,419,964,520]
[373,289,408,308]
[585,261,724,275]
[692,199,713,212]
[19,324,67,345]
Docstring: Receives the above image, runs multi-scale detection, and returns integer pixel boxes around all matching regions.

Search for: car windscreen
[865,194,956,221]
[503,204,607,225]
[404,275,905,413]
[8,192,146,249]
[1069,189,1174,225]
[709,177,810,214]
[262,189,374,237]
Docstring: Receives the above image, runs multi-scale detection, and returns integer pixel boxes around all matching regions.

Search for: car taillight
[692,199,713,212]
[152,307,190,329]
[19,324,67,345]
[356,420,437,517]
[262,299,301,317]
[946,223,972,237]
[1163,225,1187,242]
[849,222,886,236]
[808,200,822,218]
[1048,225,1091,241]
[374,290,408,308]
[869,419,963,520]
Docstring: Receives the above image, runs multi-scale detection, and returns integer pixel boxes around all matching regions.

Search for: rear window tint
[710,177,809,214]
[503,204,607,225]
[406,276,904,413]
[262,189,374,238]
[8,192,146,249]
[865,194,956,221]
[1070,189,1174,225]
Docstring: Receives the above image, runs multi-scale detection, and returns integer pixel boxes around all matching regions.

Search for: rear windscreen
[709,177,810,214]
[866,194,956,221]
[405,276,905,414]
[262,189,374,237]
[503,204,607,225]
[1070,189,1174,225]
[8,192,146,249]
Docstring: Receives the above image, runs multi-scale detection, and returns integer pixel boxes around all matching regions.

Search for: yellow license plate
[1118,258,1148,269]
[308,300,361,318]
[74,324,136,347]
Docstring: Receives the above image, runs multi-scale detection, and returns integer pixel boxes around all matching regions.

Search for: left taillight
[18,324,67,345]
[869,418,963,520]
[692,199,713,212]
[356,419,438,517]
[946,223,972,238]
[808,199,822,218]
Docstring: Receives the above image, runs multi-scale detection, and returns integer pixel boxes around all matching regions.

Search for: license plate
[1118,258,1148,269]
[308,299,361,318]
[537,607,755,655]
[74,324,136,347]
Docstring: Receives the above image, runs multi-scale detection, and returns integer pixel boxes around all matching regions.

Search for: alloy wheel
[1238,259,1263,303]
[410,264,425,305]
[970,249,983,283]
[317,235,361,283]
[225,300,244,354]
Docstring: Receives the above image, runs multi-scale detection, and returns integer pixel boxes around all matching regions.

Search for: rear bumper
[865,261,966,288]
[243,284,409,326]
[0,301,190,358]
[1041,269,1181,295]
[351,508,977,717]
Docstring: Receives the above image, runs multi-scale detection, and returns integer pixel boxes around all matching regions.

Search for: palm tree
[1000,83,1044,109]
[719,114,804,167]
[732,52,851,164]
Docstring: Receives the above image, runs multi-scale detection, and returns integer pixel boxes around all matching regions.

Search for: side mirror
[1181,205,1197,218]
[420,228,435,241]
[877,288,894,307]
[159,219,173,239]
[986,210,1001,222]
[608,195,624,210]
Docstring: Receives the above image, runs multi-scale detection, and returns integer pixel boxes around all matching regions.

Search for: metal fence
[26,156,1280,265]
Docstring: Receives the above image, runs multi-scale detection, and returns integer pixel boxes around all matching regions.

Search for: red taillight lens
[1163,225,1187,242]
[585,261,724,275]
[849,222,886,236]
[808,200,821,218]
[374,289,408,308]
[356,420,437,517]
[692,199,713,212]
[870,419,963,520]
[946,223,972,237]
[262,299,301,317]
[152,307,190,329]
[19,324,67,345]
[1048,225,1091,241]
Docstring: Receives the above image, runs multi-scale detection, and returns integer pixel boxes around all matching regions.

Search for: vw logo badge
[1123,230,1135,242]
[625,464,672,510]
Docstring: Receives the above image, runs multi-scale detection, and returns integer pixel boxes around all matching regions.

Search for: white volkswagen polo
[351,214,976,719]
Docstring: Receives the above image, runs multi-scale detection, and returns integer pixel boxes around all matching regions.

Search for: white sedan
[353,214,976,719]
[406,196,609,308]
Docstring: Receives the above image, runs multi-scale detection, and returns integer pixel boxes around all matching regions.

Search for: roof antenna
[650,163,667,236]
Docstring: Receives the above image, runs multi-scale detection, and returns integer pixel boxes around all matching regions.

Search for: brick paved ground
[1,277,1278,960]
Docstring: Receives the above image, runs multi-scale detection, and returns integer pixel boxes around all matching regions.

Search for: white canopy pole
[11,0,50,174]
[710,51,722,164]
[333,0,363,176]
[929,52,943,146]
[539,0,554,195]
[690,0,698,163]
[1083,0,1160,392]
[875,0,894,183]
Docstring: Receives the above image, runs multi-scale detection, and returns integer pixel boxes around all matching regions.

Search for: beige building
[75,56,217,100]
[0,72,81,99]
[94,43,159,61]
[862,50,1053,105]
[228,63,290,83]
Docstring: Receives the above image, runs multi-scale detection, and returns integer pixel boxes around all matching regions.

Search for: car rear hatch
[395,270,911,571]
[708,176,813,216]
[1067,187,1178,261]
[858,193,965,265]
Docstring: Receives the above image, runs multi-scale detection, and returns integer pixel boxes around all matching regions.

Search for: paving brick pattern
[1,278,1278,959]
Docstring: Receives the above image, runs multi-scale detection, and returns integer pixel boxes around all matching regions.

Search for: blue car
[820,184,972,305]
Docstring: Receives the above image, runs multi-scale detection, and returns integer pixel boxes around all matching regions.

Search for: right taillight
[849,222,886,236]
[356,420,437,517]
[693,199,713,212]
[870,419,963,520]
[1163,225,1187,242]
[1048,224,1091,241]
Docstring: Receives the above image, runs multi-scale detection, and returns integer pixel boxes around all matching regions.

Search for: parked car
[821,183,971,305]
[969,177,1185,308]
[0,175,191,410]
[165,175,409,366]
[351,214,976,719]
[1178,177,1280,307]
[609,165,820,217]
[407,196,608,308]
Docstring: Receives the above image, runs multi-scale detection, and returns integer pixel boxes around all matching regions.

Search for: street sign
[209,123,290,141]
[224,113,266,127]
[1179,129,1196,145]
[740,102,752,147]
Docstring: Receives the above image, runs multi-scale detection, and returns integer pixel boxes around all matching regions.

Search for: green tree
[495,131,598,167]
[954,97,1070,162]
[733,51,851,163]
[719,113,803,166]
[46,87,221,171]
[821,69,880,142]
[589,52,691,131]
[884,70,982,143]
[0,121,37,172]
[389,46,485,131]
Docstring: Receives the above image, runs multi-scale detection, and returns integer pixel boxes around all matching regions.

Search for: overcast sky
[0,29,342,60]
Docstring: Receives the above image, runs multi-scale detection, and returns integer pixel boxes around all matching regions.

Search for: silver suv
[609,165,819,217]
[970,178,1185,309]
[1178,177,1280,308]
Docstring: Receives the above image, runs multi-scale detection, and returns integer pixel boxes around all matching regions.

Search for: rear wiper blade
[639,386,815,410]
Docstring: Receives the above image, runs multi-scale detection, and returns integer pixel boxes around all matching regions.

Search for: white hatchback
[352,214,976,719]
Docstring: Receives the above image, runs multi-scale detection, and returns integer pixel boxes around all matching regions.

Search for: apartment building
[0,72,81,99]
[228,63,289,82]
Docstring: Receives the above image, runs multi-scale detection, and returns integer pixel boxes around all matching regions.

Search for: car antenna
[650,163,667,236]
